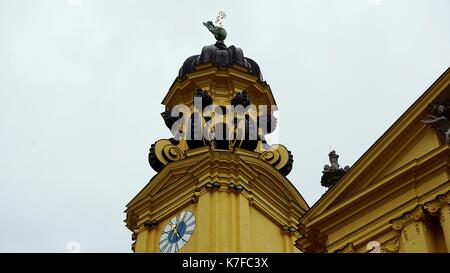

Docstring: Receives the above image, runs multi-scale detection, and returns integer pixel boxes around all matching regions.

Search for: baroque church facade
[297,68,450,253]
[125,22,450,253]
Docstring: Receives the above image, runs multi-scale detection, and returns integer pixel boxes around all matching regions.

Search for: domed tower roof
[157,19,292,173]
[178,41,263,81]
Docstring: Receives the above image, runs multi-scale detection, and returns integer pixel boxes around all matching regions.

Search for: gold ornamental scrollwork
[259,150,279,165]
[162,142,185,162]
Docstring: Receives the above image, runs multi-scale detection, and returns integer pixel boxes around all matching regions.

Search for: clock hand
[171,224,181,238]
[172,224,182,238]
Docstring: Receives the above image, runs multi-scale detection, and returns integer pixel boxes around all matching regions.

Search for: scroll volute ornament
[424,191,450,216]
[259,144,293,176]
[148,139,186,172]
[390,205,426,231]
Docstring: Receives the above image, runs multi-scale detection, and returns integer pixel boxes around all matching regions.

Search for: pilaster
[390,205,435,252]
[425,191,450,252]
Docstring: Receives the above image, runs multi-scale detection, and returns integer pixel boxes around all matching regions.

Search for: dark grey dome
[178,41,263,81]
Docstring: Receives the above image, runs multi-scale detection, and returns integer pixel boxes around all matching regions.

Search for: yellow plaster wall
[135,190,299,253]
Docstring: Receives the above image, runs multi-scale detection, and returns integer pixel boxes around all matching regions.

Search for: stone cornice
[303,145,450,228]
[148,137,296,183]
[327,191,450,253]
[295,225,327,253]
[334,242,354,253]
[126,150,308,233]
[163,63,276,108]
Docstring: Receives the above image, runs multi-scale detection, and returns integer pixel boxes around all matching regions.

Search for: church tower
[125,18,309,253]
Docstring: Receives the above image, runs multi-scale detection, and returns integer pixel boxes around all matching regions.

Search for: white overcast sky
[0,0,449,252]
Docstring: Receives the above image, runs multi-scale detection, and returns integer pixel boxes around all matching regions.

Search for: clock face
[159,211,196,253]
